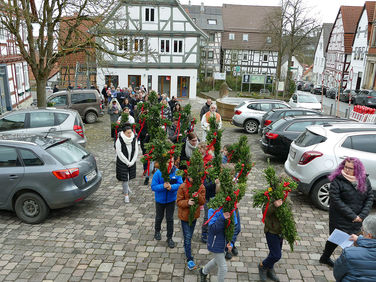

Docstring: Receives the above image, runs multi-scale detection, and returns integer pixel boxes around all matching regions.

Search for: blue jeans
[181,220,196,261]
[262,232,283,269]
[201,203,209,239]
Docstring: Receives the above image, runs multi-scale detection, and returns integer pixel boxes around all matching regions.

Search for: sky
[179,0,368,24]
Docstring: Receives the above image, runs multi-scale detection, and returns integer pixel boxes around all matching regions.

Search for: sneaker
[225,251,233,260]
[154,232,161,241]
[187,260,197,271]
[258,263,267,282]
[267,268,280,282]
[144,177,149,185]
[319,255,334,267]
[232,246,239,256]
[199,267,208,282]
[167,238,175,248]
[124,196,129,203]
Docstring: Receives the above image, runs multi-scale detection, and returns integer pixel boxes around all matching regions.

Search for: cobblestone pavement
[0,97,375,282]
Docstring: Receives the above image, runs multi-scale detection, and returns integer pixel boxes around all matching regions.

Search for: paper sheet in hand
[328,229,354,249]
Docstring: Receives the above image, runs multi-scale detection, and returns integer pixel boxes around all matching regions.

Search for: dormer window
[145,8,155,22]
[208,19,217,25]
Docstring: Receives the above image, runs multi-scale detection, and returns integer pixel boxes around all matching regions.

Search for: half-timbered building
[184,4,223,78]
[312,23,333,86]
[221,4,280,76]
[0,22,31,113]
[363,2,376,89]
[348,2,375,91]
[324,6,362,89]
[95,0,207,99]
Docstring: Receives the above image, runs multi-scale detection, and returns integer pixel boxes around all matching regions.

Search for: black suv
[260,116,350,158]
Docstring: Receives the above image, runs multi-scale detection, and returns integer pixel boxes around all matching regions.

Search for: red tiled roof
[365,1,376,23]
[340,6,363,34]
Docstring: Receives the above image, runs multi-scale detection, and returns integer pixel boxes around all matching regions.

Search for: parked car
[260,116,349,158]
[0,134,102,223]
[311,85,327,95]
[352,89,376,107]
[232,99,291,134]
[47,89,104,124]
[0,108,87,146]
[296,81,304,90]
[260,108,322,133]
[325,87,340,99]
[288,92,321,110]
[284,123,376,210]
[339,89,356,103]
[302,83,314,92]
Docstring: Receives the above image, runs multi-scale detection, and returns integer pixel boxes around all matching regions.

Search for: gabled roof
[222,4,280,31]
[365,1,376,23]
[340,6,363,34]
[183,5,223,31]
[322,23,334,53]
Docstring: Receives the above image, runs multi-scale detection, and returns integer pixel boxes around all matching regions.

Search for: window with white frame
[208,19,217,25]
[229,33,235,40]
[208,51,214,59]
[209,33,215,42]
[242,53,248,61]
[243,34,248,41]
[160,39,170,53]
[360,47,365,60]
[266,36,272,44]
[118,38,128,51]
[134,39,144,52]
[15,65,22,90]
[231,52,237,61]
[0,24,5,41]
[173,39,183,54]
[263,54,268,62]
[145,8,155,22]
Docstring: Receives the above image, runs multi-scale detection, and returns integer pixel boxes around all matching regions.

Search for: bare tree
[0,0,131,107]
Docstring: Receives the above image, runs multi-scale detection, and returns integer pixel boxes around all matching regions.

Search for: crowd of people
[107,85,375,282]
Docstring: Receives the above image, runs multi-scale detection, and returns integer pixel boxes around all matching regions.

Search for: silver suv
[0,108,87,146]
[0,134,102,223]
[284,123,376,210]
[232,99,290,133]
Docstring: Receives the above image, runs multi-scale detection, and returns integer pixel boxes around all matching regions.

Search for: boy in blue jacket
[151,157,183,248]
[199,208,232,282]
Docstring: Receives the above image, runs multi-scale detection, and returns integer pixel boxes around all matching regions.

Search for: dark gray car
[0,135,102,223]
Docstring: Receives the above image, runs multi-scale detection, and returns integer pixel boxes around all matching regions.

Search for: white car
[284,123,376,210]
[289,92,321,111]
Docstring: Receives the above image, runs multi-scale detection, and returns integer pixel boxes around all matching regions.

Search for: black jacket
[116,135,137,181]
[200,103,211,120]
[329,175,374,234]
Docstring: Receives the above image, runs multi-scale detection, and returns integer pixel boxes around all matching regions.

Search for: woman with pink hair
[319,157,374,267]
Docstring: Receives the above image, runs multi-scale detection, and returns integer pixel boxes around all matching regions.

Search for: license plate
[84,170,97,182]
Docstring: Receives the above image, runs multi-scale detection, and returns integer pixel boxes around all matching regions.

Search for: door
[0,112,26,134]
[48,94,68,109]
[105,75,119,88]
[158,76,171,96]
[355,72,362,91]
[0,146,24,207]
[177,76,190,98]
[128,75,141,89]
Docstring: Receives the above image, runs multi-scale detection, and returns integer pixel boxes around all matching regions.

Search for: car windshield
[295,130,327,147]
[298,95,318,103]
[46,140,89,165]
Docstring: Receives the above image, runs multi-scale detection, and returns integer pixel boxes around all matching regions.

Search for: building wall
[349,9,368,90]
[97,67,198,99]
[281,57,303,80]
[201,31,221,76]
[312,31,326,85]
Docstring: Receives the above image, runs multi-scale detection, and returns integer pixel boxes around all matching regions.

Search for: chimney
[200,2,204,13]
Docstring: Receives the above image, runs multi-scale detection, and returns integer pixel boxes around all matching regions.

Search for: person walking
[201,104,222,141]
[151,157,183,248]
[320,157,374,267]
[200,99,212,120]
[176,176,206,270]
[108,100,121,138]
[115,124,138,203]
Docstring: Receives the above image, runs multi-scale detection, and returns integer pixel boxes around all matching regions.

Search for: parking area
[0,97,374,282]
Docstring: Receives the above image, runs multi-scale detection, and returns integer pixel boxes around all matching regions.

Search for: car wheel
[85,111,97,124]
[14,192,50,224]
[244,119,259,134]
[310,178,330,211]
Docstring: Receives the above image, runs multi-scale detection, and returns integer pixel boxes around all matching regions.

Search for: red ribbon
[234,163,245,183]
[167,145,176,173]
[132,124,136,134]
[283,182,290,187]
[141,104,144,113]
[283,189,291,202]
[203,207,222,225]
[115,125,119,139]
[188,118,196,133]
[227,189,240,227]
[143,146,154,176]
[201,170,209,184]
[206,132,217,153]
[174,113,181,142]
[227,150,235,162]
[262,191,270,224]
[225,196,231,202]
[137,118,146,139]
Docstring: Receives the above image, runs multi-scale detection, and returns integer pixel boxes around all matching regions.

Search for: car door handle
[9,175,19,180]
